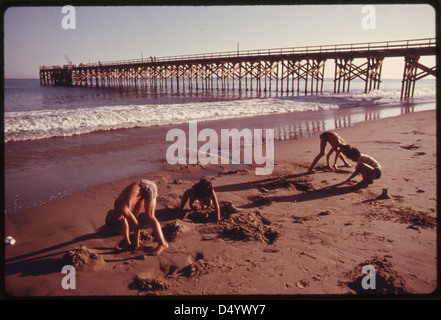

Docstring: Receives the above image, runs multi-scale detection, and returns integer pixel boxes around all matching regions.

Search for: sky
[3,4,436,79]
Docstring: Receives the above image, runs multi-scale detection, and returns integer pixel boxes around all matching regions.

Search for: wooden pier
[40,38,436,99]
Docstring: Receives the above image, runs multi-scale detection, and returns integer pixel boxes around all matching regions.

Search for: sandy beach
[3,109,437,298]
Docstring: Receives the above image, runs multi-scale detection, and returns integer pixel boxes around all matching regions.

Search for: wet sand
[3,109,437,298]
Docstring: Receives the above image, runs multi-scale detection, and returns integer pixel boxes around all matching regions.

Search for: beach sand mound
[162,220,193,241]
[130,273,170,294]
[61,245,104,268]
[182,201,241,223]
[392,207,436,229]
[363,205,436,230]
[339,256,410,294]
[179,253,213,278]
[200,212,279,245]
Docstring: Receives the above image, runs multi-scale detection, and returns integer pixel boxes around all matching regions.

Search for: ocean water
[4,78,437,142]
[3,78,436,215]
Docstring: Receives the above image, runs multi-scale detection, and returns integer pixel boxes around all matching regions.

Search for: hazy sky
[3,4,436,79]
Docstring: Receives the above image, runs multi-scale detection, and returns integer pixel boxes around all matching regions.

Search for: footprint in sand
[400,144,420,150]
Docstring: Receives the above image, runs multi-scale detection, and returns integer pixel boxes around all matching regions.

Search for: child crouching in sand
[341,146,382,188]
[105,179,168,255]
[180,179,221,221]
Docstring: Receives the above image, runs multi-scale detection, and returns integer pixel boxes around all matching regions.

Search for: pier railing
[40,38,435,71]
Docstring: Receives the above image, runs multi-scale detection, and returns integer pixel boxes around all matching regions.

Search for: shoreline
[3,109,437,297]
[4,100,436,216]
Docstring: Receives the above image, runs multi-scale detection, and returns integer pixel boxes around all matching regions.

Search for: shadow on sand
[242,181,359,208]
[4,207,180,277]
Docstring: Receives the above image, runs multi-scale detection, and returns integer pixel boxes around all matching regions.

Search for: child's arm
[121,207,139,247]
[179,189,190,211]
[344,168,359,183]
[210,190,221,221]
[122,218,131,246]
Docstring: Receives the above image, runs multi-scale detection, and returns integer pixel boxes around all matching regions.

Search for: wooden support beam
[399,55,435,99]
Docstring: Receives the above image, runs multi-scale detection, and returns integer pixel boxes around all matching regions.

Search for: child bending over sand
[341,146,382,188]
[105,179,168,255]
[307,131,351,173]
[180,179,221,221]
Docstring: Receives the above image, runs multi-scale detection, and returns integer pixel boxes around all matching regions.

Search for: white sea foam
[4,87,435,143]
[4,99,339,142]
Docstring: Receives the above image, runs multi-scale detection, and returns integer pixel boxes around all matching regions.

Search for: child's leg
[132,198,145,217]
[144,198,168,255]
[308,138,326,172]
[357,163,376,187]
[326,147,336,170]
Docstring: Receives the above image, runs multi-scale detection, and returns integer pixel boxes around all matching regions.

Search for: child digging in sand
[341,146,382,188]
[307,131,351,173]
[105,179,168,255]
[180,178,221,221]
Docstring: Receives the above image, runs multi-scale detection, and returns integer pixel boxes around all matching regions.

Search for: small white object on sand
[5,236,16,245]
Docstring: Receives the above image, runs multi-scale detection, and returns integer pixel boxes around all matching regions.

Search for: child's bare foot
[152,243,169,255]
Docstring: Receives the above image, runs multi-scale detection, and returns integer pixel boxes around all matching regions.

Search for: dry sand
[3,110,438,298]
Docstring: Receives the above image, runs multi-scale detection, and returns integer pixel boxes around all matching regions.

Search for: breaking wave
[4,87,435,143]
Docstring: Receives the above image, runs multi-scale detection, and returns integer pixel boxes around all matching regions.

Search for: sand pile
[131,274,170,294]
[162,220,193,241]
[200,211,279,245]
[392,207,436,229]
[339,256,409,294]
[363,205,436,230]
[61,245,104,268]
[179,253,213,278]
